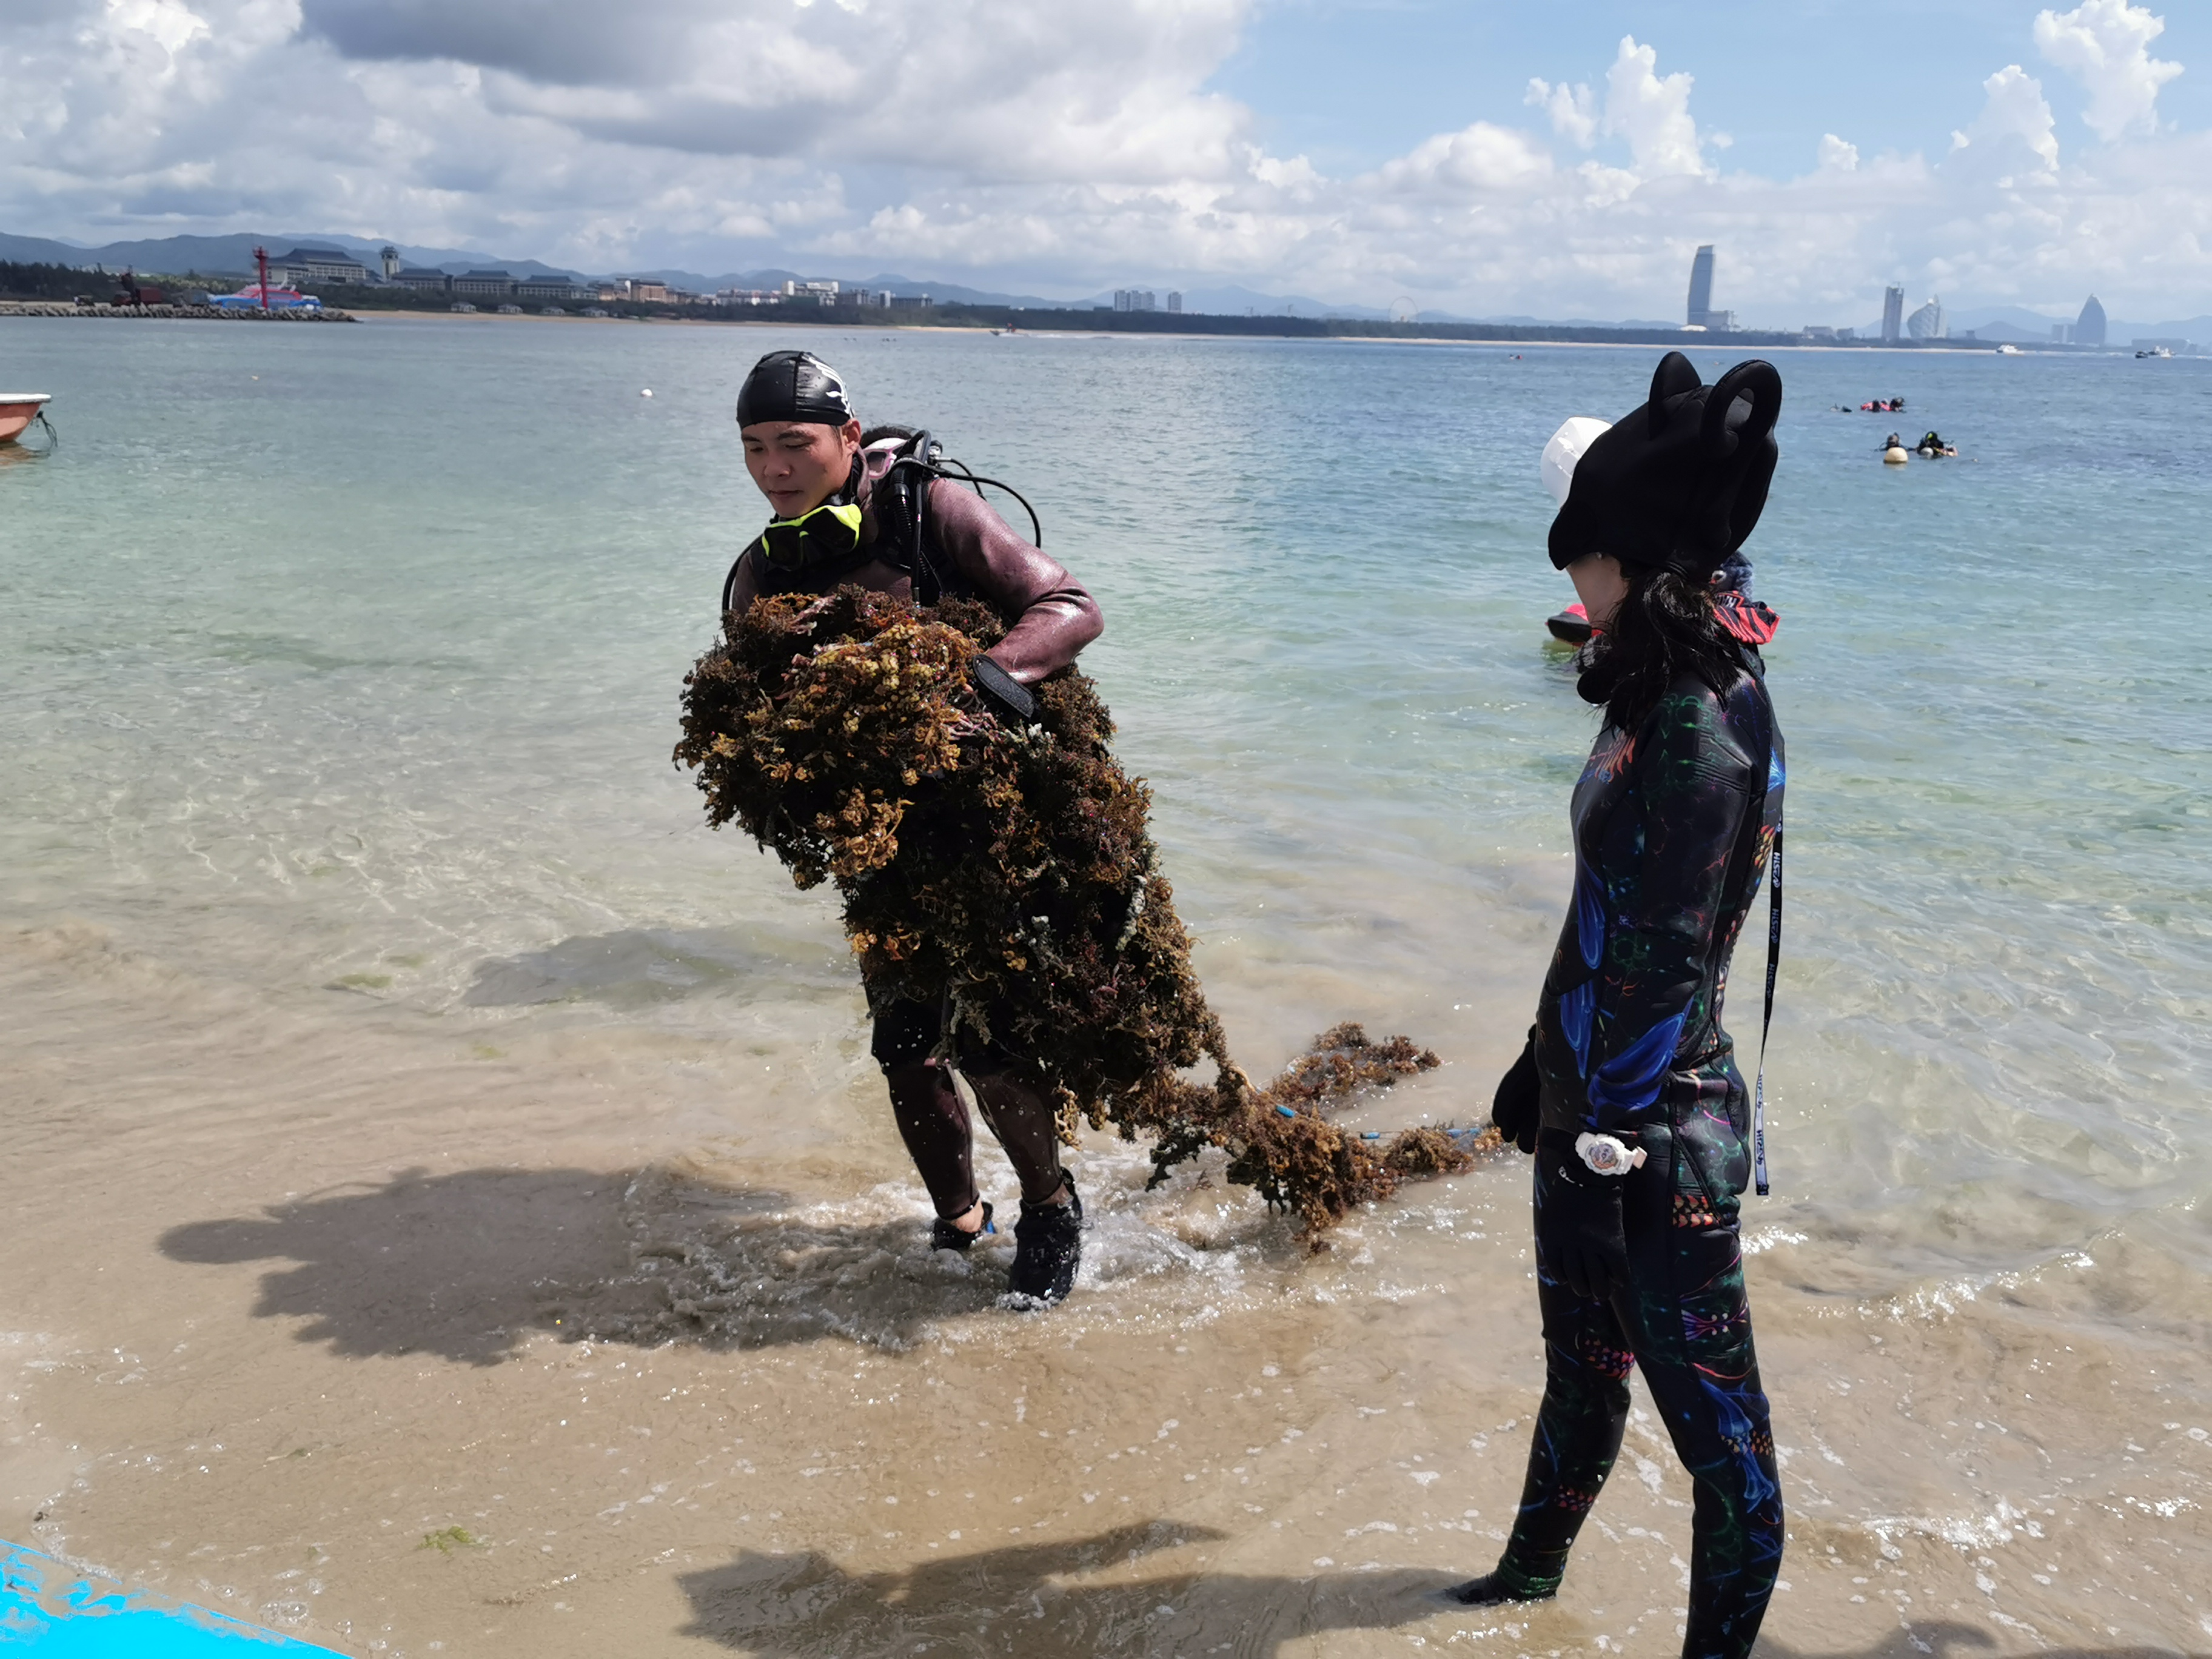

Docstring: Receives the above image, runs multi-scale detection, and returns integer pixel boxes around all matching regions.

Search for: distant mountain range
[0,229,588,282]
[5,229,2205,340]
[0,228,1700,321]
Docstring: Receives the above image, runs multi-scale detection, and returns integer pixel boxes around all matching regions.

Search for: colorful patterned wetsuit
[1501,660,1785,1659]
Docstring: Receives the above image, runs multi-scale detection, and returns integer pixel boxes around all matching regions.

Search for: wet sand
[7,914,2208,1658]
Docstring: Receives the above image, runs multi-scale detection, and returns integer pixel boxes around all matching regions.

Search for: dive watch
[1574,1132,1646,1176]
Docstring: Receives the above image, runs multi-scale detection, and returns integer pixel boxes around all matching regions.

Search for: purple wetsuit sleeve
[926,477,1103,681]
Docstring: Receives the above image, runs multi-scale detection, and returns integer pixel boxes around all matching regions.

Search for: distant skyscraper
[380,245,400,279]
[1882,285,1905,344]
[1906,297,1946,341]
[1166,291,1182,314]
[2074,294,2107,347]
[1686,245,1715,328]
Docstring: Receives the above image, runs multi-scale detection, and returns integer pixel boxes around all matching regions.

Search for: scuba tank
[864,426,1045,607]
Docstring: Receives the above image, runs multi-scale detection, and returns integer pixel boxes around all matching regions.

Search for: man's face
[742,418,863,518]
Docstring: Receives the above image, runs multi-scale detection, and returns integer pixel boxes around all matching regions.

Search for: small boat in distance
[2136,346,2173,359]
[0,392,52,445]
[208,282,323,312]
[1996,343,2022,355]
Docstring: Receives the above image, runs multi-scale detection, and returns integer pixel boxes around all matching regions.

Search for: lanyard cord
[1748,669,1783,1198]
[1752,822,1781,1196]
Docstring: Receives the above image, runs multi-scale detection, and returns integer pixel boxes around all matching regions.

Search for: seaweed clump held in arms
[675,586,1488,1235]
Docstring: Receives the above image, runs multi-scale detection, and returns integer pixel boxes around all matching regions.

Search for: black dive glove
[1490,1030,1540,1155]
[968,655,1037,726]
[1535,1134,1628,1302]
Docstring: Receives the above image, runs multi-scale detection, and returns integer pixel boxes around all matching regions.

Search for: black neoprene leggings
[1496,1144,1783,1659]
[873,994,1064,1218]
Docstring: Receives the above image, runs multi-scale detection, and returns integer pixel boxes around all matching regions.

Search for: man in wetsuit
[721,349,1101,1305]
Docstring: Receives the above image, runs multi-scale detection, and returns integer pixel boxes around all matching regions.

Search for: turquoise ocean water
[3,320,2205,1282]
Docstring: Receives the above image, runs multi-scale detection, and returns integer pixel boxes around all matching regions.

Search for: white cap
[1540,416,1613,508]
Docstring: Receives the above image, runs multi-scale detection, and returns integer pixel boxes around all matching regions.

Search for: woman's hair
[1581,563,1751,730]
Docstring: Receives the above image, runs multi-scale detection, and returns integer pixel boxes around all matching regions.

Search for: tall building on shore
[1882,285,1905,343]
[1686,244,1715,329]
[1906,297,1946,340]
[2075,294,2107,347]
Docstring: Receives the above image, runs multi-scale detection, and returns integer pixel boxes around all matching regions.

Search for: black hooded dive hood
[735,349,856,429]
[1547,352,1782,578]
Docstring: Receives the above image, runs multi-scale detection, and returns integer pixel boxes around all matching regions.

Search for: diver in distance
[1468,352,1788,1658]
[720,349,1102,1306]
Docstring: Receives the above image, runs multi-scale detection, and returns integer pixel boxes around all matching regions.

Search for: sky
[2,0,2207,323]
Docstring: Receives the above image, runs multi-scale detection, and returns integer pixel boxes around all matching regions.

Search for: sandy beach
[9,908,2208,1657]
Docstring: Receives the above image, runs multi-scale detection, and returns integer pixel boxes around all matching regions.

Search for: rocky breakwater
[0,303,357,322]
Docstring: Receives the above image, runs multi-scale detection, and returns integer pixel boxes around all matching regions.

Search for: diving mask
[756,498,865,573]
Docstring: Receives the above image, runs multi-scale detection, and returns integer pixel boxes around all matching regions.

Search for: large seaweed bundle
[675,586,1484,1233]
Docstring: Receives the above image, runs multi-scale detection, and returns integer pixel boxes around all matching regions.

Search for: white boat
[2136,346,2173,359]
[1996,343,2022,355]
[208,282,322,311]
[0,392,52,444]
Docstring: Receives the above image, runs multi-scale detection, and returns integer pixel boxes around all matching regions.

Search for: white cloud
[1951,64,2062,172]
[1376,122,1553,195]
[107,0,210,62]
[0,2,2205,324]
[1600,36,1706,179]
[1525,77,1597,149]
[2034,0,2182,142]
[301,0,1256,186]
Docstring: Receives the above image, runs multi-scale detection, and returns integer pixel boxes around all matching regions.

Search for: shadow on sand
[158,1163,1015,1366]
[675,1527,2204,1659]
[677,1522,1468,1658]
[460,925,848,1011]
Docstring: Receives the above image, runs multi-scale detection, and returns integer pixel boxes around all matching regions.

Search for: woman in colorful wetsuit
[721,349,1102,1305]
[1463,352,1788,1659]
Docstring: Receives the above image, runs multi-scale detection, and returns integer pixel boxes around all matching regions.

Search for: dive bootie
[1446,1572,1555,1608]
[1006,1175,1083,1306]
[930,1201,994,1253]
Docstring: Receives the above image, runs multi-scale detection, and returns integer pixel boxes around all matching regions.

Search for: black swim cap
[735,349,856,429]
[1548,352,1782,578]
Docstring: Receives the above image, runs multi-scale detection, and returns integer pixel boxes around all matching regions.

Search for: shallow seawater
[1,316,2208,1656]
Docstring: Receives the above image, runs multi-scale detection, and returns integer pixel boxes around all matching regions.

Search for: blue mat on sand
[1,1543,344,1654]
